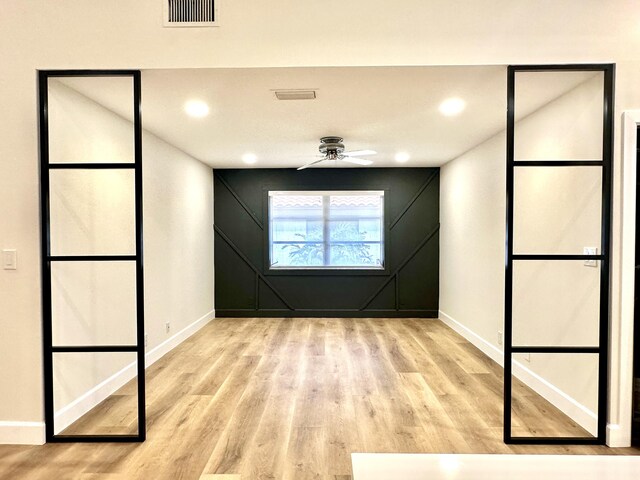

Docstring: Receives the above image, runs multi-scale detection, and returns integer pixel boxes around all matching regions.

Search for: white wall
[143,121,215,354]
[1,0,640,445]
[440,75,604,435]
[439,131,506,349]
[37,78,214,435]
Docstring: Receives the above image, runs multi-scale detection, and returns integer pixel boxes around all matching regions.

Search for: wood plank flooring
[0,318,638,479]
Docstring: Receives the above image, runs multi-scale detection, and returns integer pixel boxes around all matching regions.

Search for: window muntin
[268,190,384,269]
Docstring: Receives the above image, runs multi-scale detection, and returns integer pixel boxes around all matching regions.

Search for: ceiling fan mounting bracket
[319,136,345,156]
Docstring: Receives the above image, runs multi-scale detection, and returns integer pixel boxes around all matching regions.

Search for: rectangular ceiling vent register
[164,0,218,27]
[274,90,317,101]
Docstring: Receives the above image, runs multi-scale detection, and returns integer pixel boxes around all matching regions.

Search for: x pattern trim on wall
[214,168,439,317]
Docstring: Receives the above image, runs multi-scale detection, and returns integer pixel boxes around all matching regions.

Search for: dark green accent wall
[214,168,439,317]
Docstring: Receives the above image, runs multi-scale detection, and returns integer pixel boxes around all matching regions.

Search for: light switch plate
[2,249,17,270]
[584,247,597,267]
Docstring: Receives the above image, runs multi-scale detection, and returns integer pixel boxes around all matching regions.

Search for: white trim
[612,110,640,447]
[0,421,46,445]
[439,310,597,436]
[439,310,503,365]
[53,310,215,435]
[606,423,627,448]
[145,309,215,368]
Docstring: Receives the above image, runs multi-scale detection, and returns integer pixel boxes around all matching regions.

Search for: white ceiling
[59,66,597,168]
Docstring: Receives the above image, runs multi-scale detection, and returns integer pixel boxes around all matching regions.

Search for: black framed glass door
[504,64,614,444]
[39,70,145,442]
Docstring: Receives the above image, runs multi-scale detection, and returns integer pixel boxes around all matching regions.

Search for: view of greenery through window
[269,191,384,269]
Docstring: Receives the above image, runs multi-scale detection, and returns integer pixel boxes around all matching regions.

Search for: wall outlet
[584,247,598,267]
[165,322,171,334]
[2,249,17,270]
[144,333,148,348]
[497,330,503,346]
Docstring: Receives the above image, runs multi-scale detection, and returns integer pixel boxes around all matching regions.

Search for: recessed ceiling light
[242,153,257,165]
[439,97,466,117]
[395,152,410,163]
[184,100,209,118]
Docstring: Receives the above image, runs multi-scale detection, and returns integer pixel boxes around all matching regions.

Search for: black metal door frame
[39,70,145,442]
[504,63,615,445]
[633,125,640,446]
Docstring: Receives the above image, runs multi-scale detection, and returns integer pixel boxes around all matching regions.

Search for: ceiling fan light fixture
[298,137,376,170]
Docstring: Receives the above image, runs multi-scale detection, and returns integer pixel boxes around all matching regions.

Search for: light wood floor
[1,318,638,479]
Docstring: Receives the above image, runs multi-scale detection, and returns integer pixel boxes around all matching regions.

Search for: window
[268,190,385,269]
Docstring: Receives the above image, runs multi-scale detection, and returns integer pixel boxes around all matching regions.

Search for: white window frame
[268,190,385,270]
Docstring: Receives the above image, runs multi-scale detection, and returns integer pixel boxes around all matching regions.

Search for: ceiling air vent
[274,89,317,101]
[164,0,219,27]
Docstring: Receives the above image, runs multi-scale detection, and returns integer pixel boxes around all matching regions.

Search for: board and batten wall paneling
[214,168,439,317]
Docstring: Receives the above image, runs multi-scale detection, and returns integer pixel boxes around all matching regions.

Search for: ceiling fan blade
[297,157,326,170]
[341,157,373,166]
[343,149,376,157]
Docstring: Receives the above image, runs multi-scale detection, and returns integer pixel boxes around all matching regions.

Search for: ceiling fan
[297,136,376,170]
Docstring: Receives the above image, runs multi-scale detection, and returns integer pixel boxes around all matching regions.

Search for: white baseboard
[0,421,46,445]
[53,309,215,436]
[145,309,215,368]
[439,310,504,366]
[606,423,632,447]
[439,310,598,437]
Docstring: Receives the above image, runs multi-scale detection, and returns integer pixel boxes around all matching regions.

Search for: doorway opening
[38,64,616,453]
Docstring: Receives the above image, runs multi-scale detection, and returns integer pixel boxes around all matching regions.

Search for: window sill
[265,267,389,276]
